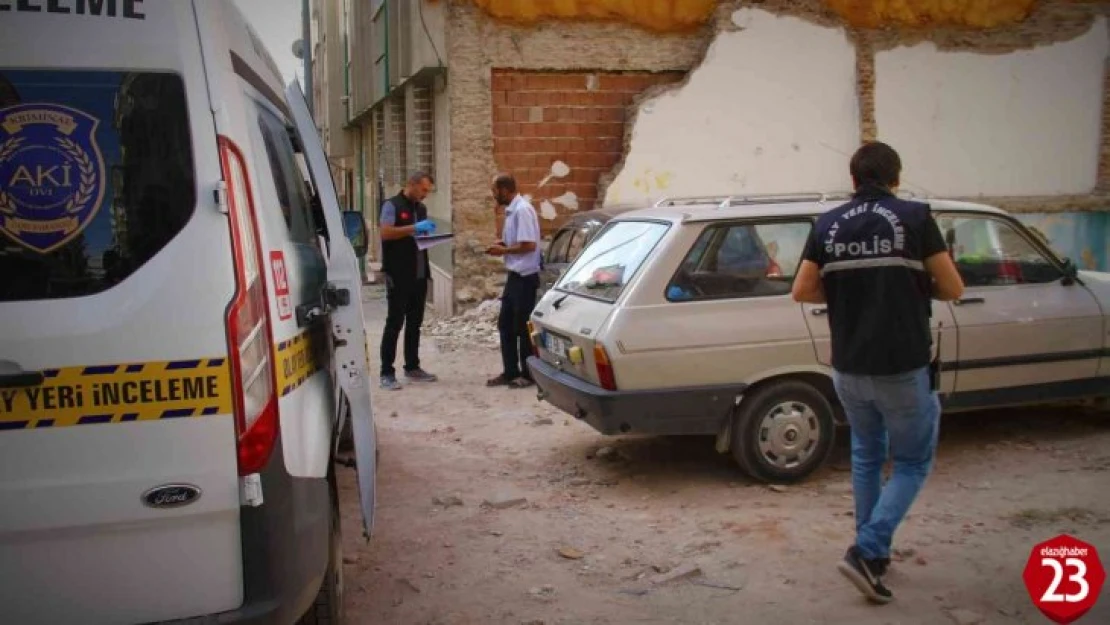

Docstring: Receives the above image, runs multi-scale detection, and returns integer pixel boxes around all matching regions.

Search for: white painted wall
[604,8,860,206]
[875,17,1109,197]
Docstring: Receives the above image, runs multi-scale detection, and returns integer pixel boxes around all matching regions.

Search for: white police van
[0,2,378,623]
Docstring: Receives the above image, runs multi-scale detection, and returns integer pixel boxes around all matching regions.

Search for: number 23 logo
[1041,557,1089,603]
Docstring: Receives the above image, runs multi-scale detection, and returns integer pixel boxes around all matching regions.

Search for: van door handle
[809,307,827,316]
[954,297,985,306]
[0,371,44,389]
[296,285,349,328]
[296,304,327,327]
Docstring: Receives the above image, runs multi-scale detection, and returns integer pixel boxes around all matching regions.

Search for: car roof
[557,203,644,227]
[606,193,1012,224]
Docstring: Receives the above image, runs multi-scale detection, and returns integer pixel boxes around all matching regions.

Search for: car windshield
[554,219,670,302]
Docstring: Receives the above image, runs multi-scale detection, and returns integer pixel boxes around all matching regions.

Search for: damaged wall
[450,0,1110,306]
[491,70,684,233]
[607,1,1110,206]
[454,0,1047,29]
[605,8,861,203]
[447,1,708,304]
[874,16,1110,197]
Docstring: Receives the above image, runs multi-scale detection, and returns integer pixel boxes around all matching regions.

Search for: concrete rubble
[426,298,502,352]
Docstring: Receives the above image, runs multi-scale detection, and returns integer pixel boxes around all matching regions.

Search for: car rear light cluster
[219,136,280,476]
[527,321,540,358]
[594,343,617,391]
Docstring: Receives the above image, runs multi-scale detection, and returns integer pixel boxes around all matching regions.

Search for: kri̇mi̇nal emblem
[0,103,107,253]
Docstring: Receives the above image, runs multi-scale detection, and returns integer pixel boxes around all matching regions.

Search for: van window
[255,102,320,247]
[555,220,669,302]
[666,221,811,301]
[0,69,195,302]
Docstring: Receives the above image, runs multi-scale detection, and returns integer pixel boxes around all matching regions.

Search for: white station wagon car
[526,193,1110,483]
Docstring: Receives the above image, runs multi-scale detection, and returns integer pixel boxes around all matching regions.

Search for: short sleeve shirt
[502,194,543,276]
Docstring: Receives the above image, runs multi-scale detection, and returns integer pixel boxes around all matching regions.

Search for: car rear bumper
[526,356,745,436]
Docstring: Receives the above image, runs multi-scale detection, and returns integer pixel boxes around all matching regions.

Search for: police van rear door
[0,3,244,624]
[284,81,378,536]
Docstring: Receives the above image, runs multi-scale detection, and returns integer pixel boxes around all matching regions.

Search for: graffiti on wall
[1016,212,1110,272]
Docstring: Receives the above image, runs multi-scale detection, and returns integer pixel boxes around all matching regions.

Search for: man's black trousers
[380,275,428,377]
[498,271,540,381]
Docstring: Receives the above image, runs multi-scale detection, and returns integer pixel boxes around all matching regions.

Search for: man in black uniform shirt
[378,171,439,390]
[793,142,964,604]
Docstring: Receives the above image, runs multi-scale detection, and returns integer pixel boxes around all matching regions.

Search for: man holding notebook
[378,171,440,390]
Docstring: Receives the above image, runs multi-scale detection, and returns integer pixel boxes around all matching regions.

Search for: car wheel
[730,380,835,483]
[297,468,345,625]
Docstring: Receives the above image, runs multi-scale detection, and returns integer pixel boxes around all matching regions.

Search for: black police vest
[812,189,936,375]
[380,192,429,282]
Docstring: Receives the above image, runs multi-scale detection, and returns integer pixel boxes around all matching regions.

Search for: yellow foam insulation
[824,0,1038,28]
[446,0,1050,30]
[453,0,717,32]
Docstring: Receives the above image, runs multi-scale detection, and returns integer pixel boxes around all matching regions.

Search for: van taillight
[594,343,616,391]
[219,136,280,476]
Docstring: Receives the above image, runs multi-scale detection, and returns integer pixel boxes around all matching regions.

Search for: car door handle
[954,297,985,306]
[809,307,827,316]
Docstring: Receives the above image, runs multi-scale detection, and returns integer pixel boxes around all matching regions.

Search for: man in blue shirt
[793,142,964,604]
[485,173,543,389]
[378,171,439,390]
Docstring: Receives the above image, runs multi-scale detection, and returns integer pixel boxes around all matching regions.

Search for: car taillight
[527,321,540,357]
[594,343,616,391]
[219,136,279,476]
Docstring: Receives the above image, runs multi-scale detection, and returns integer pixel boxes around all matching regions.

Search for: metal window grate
[410,83,435,178]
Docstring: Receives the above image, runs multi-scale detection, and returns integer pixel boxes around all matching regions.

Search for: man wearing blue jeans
[792,141,965,603]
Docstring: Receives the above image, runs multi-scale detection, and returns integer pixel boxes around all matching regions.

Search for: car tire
[730,380,836,484]
[297,467,345,625]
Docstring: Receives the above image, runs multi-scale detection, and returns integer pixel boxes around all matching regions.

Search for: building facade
[314,0,1110,316]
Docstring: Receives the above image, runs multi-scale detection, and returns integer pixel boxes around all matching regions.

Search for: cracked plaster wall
[449,0,1110,305]
[608,2,1110,206]
[875,16,1110,198]
[604,8,861,204]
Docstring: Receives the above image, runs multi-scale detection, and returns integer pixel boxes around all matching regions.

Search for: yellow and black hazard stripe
[0,358,233,431]
[274,327,329,398]
[2,329,334,432]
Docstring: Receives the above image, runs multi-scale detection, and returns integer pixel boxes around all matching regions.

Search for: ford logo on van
[142,484,202,509]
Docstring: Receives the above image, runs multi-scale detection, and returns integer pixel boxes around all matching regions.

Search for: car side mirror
[342,211,369,258]
[1061,257,1079,285]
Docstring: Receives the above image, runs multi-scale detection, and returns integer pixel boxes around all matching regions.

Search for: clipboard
[416,233,454,251]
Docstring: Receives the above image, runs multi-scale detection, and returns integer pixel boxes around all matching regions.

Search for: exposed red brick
[491,70,684,235]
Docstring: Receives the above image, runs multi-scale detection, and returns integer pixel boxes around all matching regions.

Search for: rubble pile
[425,299,502,351]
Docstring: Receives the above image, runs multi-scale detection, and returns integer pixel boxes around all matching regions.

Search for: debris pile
[425,299,502,351]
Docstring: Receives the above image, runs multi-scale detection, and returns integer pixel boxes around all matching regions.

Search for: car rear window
[0,69,195,302]
[554,219,670,302]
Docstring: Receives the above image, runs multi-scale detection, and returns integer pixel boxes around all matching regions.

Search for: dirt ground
[338,288,1110,625]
